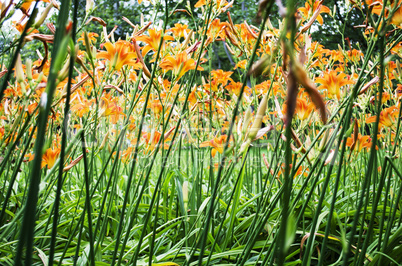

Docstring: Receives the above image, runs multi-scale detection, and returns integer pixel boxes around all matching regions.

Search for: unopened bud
[238,138,251,155]
[57,57,70,82]
[396,60,401,79]
[242,107,252,134]
[248,92,268,141]
[248,54,271,77]
[183,180,189,217]
[181,30,193,50]
[15,54,25,84]
[26,58,32,81]
[182,181,188,203]
[36,71,44,83]
[35,3,54,29]
[99,131,109,150]
[84,32,94,62]
[85,0,94,15]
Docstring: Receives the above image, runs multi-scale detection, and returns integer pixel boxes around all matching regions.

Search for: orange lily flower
[142,130,170,153]
[255,80,283,96]
[391,0,402,26]
[206,19,227,43]
[195,0,229,9]
[295,98,315,121]
[26,146,61,169]
[12,20,39,34]
[19,0,50,15]
[298,0,331,25]
[169,23,191,38]
[346,133,372,152]
[188,90,198,106]
[366,105,399,129]
[315,70,354,100]
[159,51,203,80]
[71,98,95,118]
[282,98,315,121]
[211,69,233,86]
[370,91,391,104]
[99,94,126,124]
[195,0,206,7]
[149,99,167,117]
[234,60,247,70]
[96,40,142,71]
[42,147,61,169]
[226,82,249,97]
[367,0,402,26]
[347,49,364,63]
[328,50,344,64]
[136,29,174,57]
[200,135,229,157]
[77,32,99,44]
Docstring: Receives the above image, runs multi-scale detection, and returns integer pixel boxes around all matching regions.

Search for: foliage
[0,0,402,265]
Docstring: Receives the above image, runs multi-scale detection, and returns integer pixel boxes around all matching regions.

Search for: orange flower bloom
[211,69,233,86]
[169,23,190,38]
[42,147,61,169]
[346,134,372,152]
[315,70,354,100]
[234,60,247,69]
[99,94,125,124]
[370,91,391,104]
[282,98,315,121]
[365,0,402,26]
[71,98,94,118]
[366,105,399,129]
[136,29,174,57]
[255,80,283,96]
[19,0,50,15]
[226,82,248,96]
[96,40,142,71]
[207,19,227,42]
[27,147,61,169]
[295,98,315,121]
[298,0,331,25]
[12,20,39,34]
[195,0,206,7]
[200,135,229,157]
[159,51,203,80]
[347,49,364,63]
[142,130,171,153]
[77,32,98,44]
[391,0,402,26]
[195,0,229,9]
[149,99,163,115]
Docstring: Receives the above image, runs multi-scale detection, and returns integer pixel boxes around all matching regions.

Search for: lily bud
[26,58,32,81]
[248,92,268,141]
[99,131,109,151]
[248,54,271,77]
[238,138,251,155]
[57,57,70,82]
[15,54,25,84]
[35,3,54,29]
[182,181,188,203]
[181,30,193,51]
[84,31,94,62]
[85,0,94,15]
[242,107,252,134]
